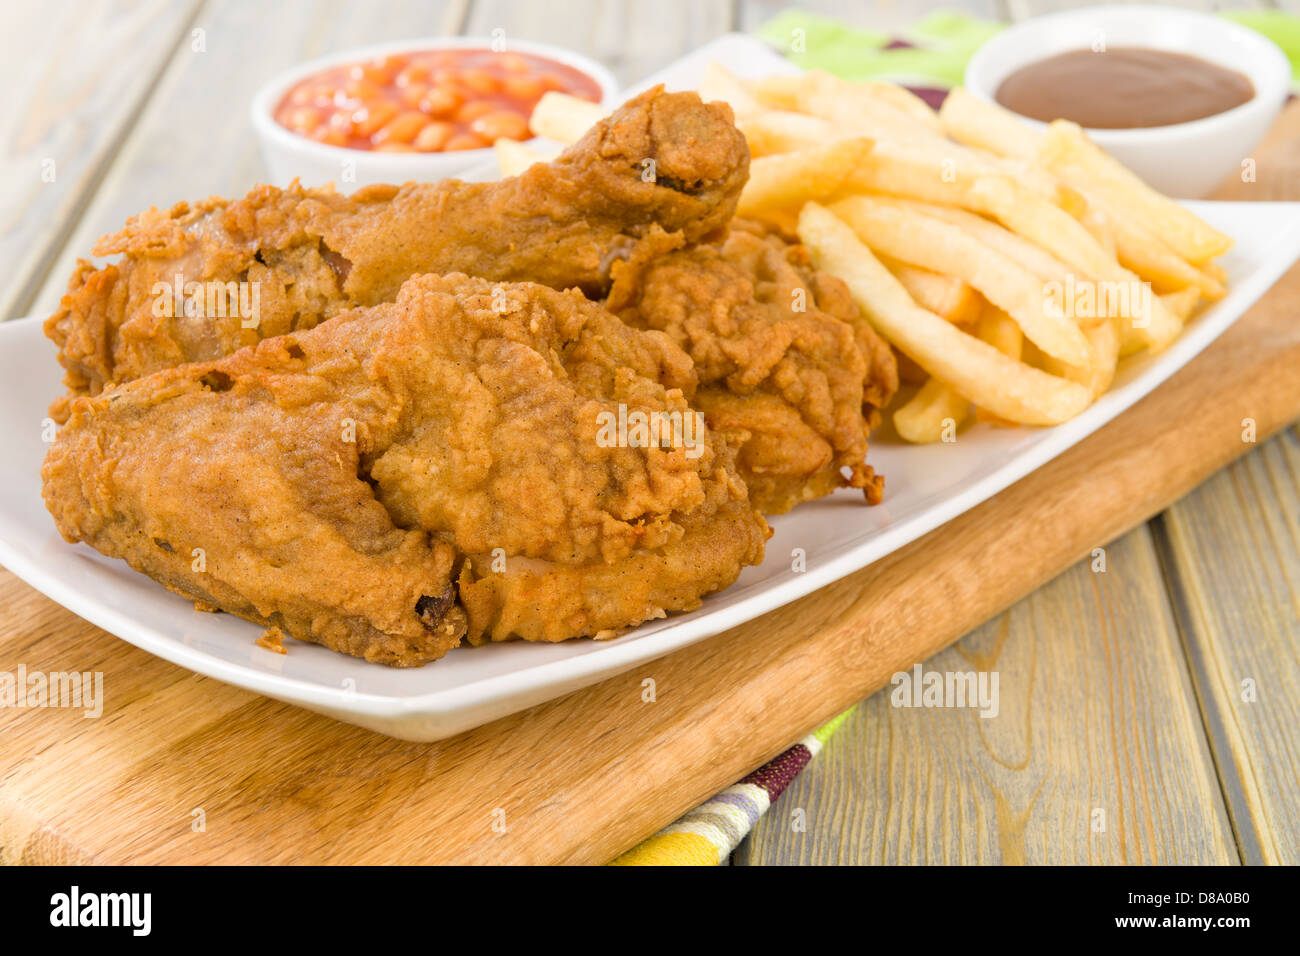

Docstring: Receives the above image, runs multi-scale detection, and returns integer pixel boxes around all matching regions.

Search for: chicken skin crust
[44,86,749,420]
[608,222,898,513]
[42,274,768,666]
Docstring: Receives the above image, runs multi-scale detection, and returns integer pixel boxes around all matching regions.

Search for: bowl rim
[964,4,1292,143]
[249,35,620,170]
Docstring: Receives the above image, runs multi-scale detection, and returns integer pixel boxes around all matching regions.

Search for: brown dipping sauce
[995,48,1255,129]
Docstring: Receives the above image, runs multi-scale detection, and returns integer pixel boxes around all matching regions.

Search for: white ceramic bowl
[965,5,1290,198]
[250,37,618,189]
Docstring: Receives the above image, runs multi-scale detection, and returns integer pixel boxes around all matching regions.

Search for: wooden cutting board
[2,103,1299,866]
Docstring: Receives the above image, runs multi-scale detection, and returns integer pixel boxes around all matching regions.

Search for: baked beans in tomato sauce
[275,49,603,153]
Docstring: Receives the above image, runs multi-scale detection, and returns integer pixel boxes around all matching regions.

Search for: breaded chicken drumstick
[42,274,767,666]
[45,87,749,419]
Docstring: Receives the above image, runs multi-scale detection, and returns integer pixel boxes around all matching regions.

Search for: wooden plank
[735,97,1300,867]
[1154,427,1300,864]
[1135,96,1300,866]
[736,528,1235,864]
[0,0,201,323]
[1214,98,1300,202]
[3,248,1299,862]
[27,0,467,322]
[5,3,1300,865]
[464,0,733,85]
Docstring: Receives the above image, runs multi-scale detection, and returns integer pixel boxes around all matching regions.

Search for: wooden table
[2,0,1297,865]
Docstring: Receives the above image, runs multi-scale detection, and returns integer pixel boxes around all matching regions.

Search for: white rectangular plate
[3,35,1299,740]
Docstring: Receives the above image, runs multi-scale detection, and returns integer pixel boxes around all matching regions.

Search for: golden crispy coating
[608,222,898,513]
[44,87,749,418]
[42,274,767,665]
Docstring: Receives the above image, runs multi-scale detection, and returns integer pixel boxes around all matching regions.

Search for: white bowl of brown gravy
[965,4,1291,197]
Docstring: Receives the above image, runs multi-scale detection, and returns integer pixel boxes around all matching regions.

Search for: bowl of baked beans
[251,38,617,188]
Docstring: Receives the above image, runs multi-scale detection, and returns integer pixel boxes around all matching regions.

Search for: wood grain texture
[0,0,201,323]
[734,92,1300,866]
[28,0,466,320]
[1155,428,1300,864]
[1213,96,1300,202]
[3,0,1300,866]
[3,250,1299,862]
[735,529,1236,864]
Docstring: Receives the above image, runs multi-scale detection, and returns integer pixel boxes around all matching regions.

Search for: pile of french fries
[501,66,1233,443]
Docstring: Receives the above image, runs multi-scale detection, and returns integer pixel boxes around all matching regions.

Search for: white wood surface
[0,0,203,323]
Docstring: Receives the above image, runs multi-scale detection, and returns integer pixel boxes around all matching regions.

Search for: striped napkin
[608,707,856,865]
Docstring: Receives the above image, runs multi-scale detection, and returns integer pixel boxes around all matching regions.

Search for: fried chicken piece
[608,222,898,513]
[44,86,749,419]
[42,274,767,666]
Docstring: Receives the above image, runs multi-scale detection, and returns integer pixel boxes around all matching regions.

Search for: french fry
[937,87,1041,161]
[850,141,1072,211]
[528,91,607,143]
[894,377,969,443]
[779,70,944,131]
[904,201,1077,283]
[1114,289,1202,358]
[976,305,1023,360]
[698,62,763,118]
[1161,286,1202,322]
[760,73,1064,199]
[964,177,1183,351]
[833,195,1093,368]
[964,177,1119,282]
[860,82,945,132]
[1106,210,1226,299]
[1054,181,1090,220]
[871,196,1173,353]
[750,74,805,110]
[854,169,1124,316]
[1077,205,1117,258]
[1037,120,1233,263]
[738,138,874,216]
[797,70,943,145]
[692,61,1231,435]
[1119,290,1197,355]
[743,204,802,236]
[849,143,988,204]
[1045,316,1121,398]
[972,306,1025,427]
[879,255,981,326]
[798,203,1092,426]
[942,92,1230,271]
[1048,154,1226,298]
[493,137,552,177]
[738,109,836,155]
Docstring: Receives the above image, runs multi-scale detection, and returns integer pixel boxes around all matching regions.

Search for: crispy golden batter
[38,85,904,669]
[608,222,898,513]
[42,274,767,665]
[44,87,749,419]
